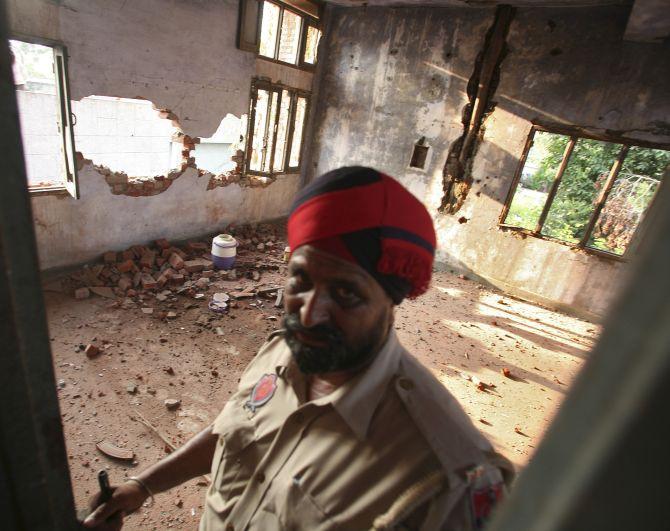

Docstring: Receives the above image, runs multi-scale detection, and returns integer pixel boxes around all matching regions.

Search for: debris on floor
[96,440,135,461]
[75,287,90,300]
[42,220,599,530]
[164,398,181,410]
[460,371,497,392]
[514,426,529,437]
[67,224,285,316]
[60,224,289,348]
[84,344,100,359]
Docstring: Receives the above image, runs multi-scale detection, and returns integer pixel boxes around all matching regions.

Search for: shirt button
[398,378,414,391]
[256,471,265,483]
[226,525,234,531]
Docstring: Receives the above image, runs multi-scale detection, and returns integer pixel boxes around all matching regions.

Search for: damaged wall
[307,5,670,319]
[32,169,298,269]
[8,0,313,269]
[307,6,493,204]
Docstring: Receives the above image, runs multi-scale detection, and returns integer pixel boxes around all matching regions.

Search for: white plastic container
[211,234,237,270]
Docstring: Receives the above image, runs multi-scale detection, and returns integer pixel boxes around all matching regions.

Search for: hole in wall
[410,138,429,169]
[73,96,183,179]
[193,114,247,175]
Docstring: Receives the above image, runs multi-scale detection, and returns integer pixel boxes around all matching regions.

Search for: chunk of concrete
[75,287,91,300]
[165,398,181,410]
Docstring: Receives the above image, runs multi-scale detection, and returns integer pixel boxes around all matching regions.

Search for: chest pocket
[211,400,259,509]
[271,472,329,531]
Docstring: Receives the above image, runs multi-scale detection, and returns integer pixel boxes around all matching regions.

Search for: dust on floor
[45,261,598,529]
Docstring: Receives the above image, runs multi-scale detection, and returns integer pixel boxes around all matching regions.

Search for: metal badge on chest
[245,373,278,413]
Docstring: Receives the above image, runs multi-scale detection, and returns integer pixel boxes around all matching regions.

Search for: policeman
[84,167,513,530]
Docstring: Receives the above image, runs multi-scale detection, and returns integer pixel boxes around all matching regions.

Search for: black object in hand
[98,470,113,504]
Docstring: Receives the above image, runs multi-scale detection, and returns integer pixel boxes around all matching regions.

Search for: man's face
[283,245,394,375]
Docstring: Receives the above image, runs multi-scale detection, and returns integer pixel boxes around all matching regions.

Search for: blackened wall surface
[307,5,670,319]
[499,7,670,146]
[307,6,495,200]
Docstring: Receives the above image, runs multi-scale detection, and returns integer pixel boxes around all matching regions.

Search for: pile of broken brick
[69,223,288,305]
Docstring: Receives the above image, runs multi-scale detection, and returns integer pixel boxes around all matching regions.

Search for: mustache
[283,314,344,344]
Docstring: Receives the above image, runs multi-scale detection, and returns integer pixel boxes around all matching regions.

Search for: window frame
[248,0,321,71]
[237,0,264,53]
[499,124,669,261]
[11,35,80,199]
[298,20,322,69]
[245,79,310,177]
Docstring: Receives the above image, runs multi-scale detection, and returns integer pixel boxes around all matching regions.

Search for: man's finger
[82,501,119,528]
[87,491,103,512]
[98,511,123,531]
[84,509,123,531]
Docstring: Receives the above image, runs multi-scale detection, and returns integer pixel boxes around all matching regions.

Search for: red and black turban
[287,167,436,304]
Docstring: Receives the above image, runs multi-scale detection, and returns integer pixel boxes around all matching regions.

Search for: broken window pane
[262,90,279,173]
[273,90,291,172]
[588,146,669,255]
[543,138,620,243]
[277,9,302,64]
[289,96,307,168]
[504,132,569,231]
[259,1,280,59]
[250,89,270,172]
[303,25,321,65]
[11,40,64,188]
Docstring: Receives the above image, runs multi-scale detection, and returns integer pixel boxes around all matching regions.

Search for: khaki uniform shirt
[200,330,513,531]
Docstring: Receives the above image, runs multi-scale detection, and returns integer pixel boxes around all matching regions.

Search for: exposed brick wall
[76,131,196,197]
[205,149,280,190]
[79,138,276,196]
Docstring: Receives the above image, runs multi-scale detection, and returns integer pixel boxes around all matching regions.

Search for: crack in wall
[440,5,515,215]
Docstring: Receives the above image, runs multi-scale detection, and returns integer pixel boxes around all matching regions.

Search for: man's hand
[82,481,148,529]
[81,424,217,529]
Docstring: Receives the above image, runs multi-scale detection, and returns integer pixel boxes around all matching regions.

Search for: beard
[283,313,386,374]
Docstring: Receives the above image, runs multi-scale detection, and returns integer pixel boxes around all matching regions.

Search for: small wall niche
[410,138,429,169]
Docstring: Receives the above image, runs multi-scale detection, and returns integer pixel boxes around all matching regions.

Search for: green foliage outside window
[505,130,670,255]
[543,139,620,243]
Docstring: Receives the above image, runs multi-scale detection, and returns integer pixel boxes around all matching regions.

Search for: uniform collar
[306,330,403,441]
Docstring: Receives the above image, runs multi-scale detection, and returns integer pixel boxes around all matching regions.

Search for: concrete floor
[44,248,598,529]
